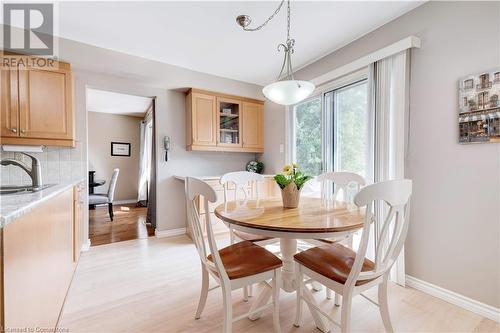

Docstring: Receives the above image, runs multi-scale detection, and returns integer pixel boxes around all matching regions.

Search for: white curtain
[372,50,410,286]
[138,109,153,203]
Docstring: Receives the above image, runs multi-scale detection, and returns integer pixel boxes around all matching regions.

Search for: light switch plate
[279,144,284,153]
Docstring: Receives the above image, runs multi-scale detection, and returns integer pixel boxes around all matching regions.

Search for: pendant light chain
[277,0,295,81]
[236,0,315,105]
[241,0,286,32]
[286,0,291,42]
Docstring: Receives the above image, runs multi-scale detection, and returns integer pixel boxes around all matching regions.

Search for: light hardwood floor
[89,204,154,246]
[59,236,499,333]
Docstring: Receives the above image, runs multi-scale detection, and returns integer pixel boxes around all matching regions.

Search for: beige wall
[49,35,262,241]
[257,101,286,174]
[270,1,500,308]
[88,112,142,201]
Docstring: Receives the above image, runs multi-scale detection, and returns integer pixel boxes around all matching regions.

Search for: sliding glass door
[292,97,322,176]
[325,79,372,180]
[291,75,373,186]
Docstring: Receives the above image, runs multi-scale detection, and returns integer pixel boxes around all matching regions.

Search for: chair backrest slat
[107,168,120,201]
[346,179,412,286]
[220,171,264,203]
[185,177,229,282]
[317,171,366,203]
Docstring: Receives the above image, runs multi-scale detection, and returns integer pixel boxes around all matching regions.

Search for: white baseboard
[114,199,137,205]
[91,199,137,207]
[81,239,91,252]
[155,228,186,238]
[406,275,500,322]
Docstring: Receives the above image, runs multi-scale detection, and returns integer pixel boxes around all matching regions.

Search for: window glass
[293,97,322,176]
[334,81,369,179]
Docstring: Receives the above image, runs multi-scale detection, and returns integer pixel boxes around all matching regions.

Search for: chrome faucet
[0,153,43,189]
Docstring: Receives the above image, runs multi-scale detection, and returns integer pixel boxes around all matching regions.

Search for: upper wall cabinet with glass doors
[185,88,264,153]
[1,53,75,147]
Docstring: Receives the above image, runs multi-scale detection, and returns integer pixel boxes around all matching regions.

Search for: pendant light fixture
[236,0,315,106]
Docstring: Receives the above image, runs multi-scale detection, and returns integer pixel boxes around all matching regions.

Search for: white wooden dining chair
[88,168,120,221]
[314,171,366,245]
[220,171,280,300]
[293,179,412,333]
[185,177,282,333]
[318,171,366,204]
[308,172,366,301]
[221,172,274,242]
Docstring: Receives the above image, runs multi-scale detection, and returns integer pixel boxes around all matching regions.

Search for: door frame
[83,86,157,248]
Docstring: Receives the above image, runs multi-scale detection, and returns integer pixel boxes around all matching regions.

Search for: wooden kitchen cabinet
[0,68,19,138]
[217,97,242,148]
[186,88,264,153]
[242,102,264,150]
[0,57,75,147]
[73,183,85,262]
[186,91,217,147]
[3,187,76,329]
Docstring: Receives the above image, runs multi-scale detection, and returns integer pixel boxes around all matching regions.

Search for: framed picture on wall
[111,142,131,156]
[458,67,500,144]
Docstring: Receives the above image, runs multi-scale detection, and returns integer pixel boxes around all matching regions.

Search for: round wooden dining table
[214,196,365,332]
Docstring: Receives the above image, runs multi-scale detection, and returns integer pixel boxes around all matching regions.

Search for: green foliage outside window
[335,82,368,178]
[294,81,368,179]
[294,98,322,176]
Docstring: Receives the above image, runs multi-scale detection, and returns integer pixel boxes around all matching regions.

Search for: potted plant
[274,163,312,208]
[246,160,264,174]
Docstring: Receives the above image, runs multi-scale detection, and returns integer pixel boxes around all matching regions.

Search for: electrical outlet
[14,152,23,161]
[279,144,284,153]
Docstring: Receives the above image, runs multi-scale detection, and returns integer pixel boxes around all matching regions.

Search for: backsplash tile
[0,143,84,186]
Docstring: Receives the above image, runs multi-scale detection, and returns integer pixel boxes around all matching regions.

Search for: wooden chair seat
[294,243,375,286]
[208,241,282,280]
[233,230,274,242]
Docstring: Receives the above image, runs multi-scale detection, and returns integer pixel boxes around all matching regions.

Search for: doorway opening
[86,88,156,246]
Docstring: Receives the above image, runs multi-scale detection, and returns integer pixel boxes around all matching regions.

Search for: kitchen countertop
[174,174,275,181]
[0,178,85,227]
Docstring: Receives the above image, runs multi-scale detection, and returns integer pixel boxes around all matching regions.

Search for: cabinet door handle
[21,129,26,134]
[11,128,17,133]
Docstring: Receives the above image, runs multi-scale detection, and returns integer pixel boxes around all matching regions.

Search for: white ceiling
[58,1,423,85]
[86,89,152,117]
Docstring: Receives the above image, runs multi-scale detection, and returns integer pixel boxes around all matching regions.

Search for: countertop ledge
[0,178,85,227]
[174,174,275,181]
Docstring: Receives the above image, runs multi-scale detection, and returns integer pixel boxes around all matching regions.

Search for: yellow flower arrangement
[274,163,311,190]
[282,164,292,175]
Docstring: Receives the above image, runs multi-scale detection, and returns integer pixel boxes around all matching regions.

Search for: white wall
[88,112,142,201]
[288,1,500,308]
[258,101,287,174]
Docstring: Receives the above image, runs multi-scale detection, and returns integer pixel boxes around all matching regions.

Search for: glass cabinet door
[217,98,242,147]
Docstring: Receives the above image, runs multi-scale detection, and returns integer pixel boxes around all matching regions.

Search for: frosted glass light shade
[262,80,315,106]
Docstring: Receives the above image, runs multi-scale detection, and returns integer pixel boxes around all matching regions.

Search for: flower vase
[280,182,301,208]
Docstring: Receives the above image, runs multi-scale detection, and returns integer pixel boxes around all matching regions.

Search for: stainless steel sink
[0,184,54,195]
